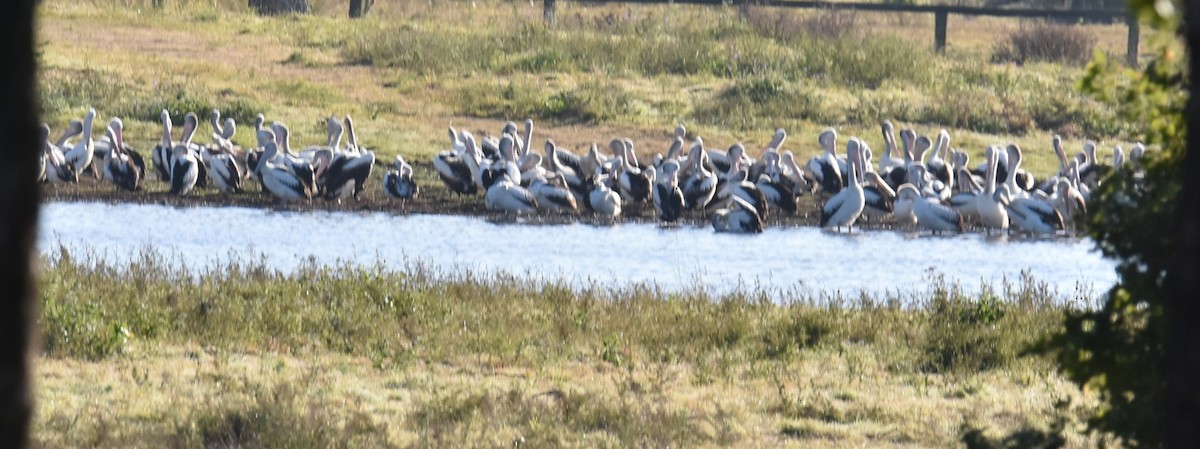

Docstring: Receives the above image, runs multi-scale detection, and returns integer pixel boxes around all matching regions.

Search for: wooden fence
[541,0,1138,65]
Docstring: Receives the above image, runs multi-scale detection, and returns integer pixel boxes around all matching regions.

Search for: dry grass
[32,251,1109,447]
[35,0,1144,180]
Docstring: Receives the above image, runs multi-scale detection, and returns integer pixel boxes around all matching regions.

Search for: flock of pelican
[39,107,1140,235]
[431,119,1141,234]
[39,107,418,204]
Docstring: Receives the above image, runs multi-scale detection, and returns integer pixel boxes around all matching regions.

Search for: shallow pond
[39,201,1116,301]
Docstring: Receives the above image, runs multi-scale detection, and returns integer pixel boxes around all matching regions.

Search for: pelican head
[818,128,837,154]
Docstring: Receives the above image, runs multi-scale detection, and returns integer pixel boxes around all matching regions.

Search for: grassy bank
[35,248,1103,447]
[36,0,1148,180]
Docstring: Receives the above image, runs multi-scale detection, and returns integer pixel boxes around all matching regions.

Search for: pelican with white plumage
[819,137,866,232]
[612,138,653,203]
[975,146,1008,233]
[1000,185,1063,235]
[256,129,316,204]
[318,115,375,201]
[383,155,419,200]
[808,128,842,196]
[906,185,964,234]
[877,121,904,176]
[925,129,953,189]
[712,195,764,234]
[587,168,622,219]
[100,118,142,192]
[169,145,200,196]
[861,171,896,222]
[485,135,538,214]
[892,183,918,229]
[64,108,97,180]
[755,151,796,215]
[203,133,245,194]
[1050,179,1086,231]
[43,123,78,184]
[779,150,811,195]
[682,138,718,211]
[652,159,686,222]
[432,126,478,195]
[530,173,577,214]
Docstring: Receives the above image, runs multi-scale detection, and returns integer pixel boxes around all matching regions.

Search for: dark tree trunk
[1169,0,1200,446]
[349,0,373,18]
[0,0,39,447]
[248,0,309,15]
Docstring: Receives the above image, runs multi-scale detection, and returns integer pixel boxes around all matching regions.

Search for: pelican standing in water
[588,169,622,219]
[975,146,1009,234]
[652,159,686,222]
[712,195,764,234]
[819,137,866,232]
[682,138,718,211]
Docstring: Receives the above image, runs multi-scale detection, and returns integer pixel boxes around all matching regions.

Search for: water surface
[39,201,1116,301]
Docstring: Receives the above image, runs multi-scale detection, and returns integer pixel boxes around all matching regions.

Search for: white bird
[652,159,685,222]
[100,118,141,192]
[432,126,478,195]
[861,171,896,222]
[613,138,653,203]
[906,185,964,234]
[202,138,245,194]
[975,146,1009,233]
[1001,186,1064,235]
[756,151,797,216]
[587,169,622,219]
[530,173,577,214]
[779,150,811,195]
[877,120,904,176]
[682,139,718,211]
[1050,178,1086,231]
[43,124,78,184]
[808,128,842,195]
[892,183,918,229]
[819,137,866,232]
[169,145,200,196]
[64,108,97,180]
[256,131,316,204]
[318,116,375,201]
[711,195,764,234]
[383,155,419,200]
[926,129,953,189]
[485,167,538,214]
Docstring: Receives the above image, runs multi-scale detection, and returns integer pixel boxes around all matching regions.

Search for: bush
[744,7,860,41]
[992,22,1096,65]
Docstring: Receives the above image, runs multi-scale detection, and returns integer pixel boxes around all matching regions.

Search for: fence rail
[542,0,1138,65]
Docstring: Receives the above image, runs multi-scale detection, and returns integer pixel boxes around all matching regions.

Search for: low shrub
[992,22,1097,65]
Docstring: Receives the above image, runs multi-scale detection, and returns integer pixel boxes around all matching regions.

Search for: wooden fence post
[349,0,373,18]
[544,0,556,24]
[248,0,309,15]
[1126,13,1140,66]
[934,9,948,53]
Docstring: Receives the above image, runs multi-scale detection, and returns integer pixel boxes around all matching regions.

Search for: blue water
[38,201,1116,302]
